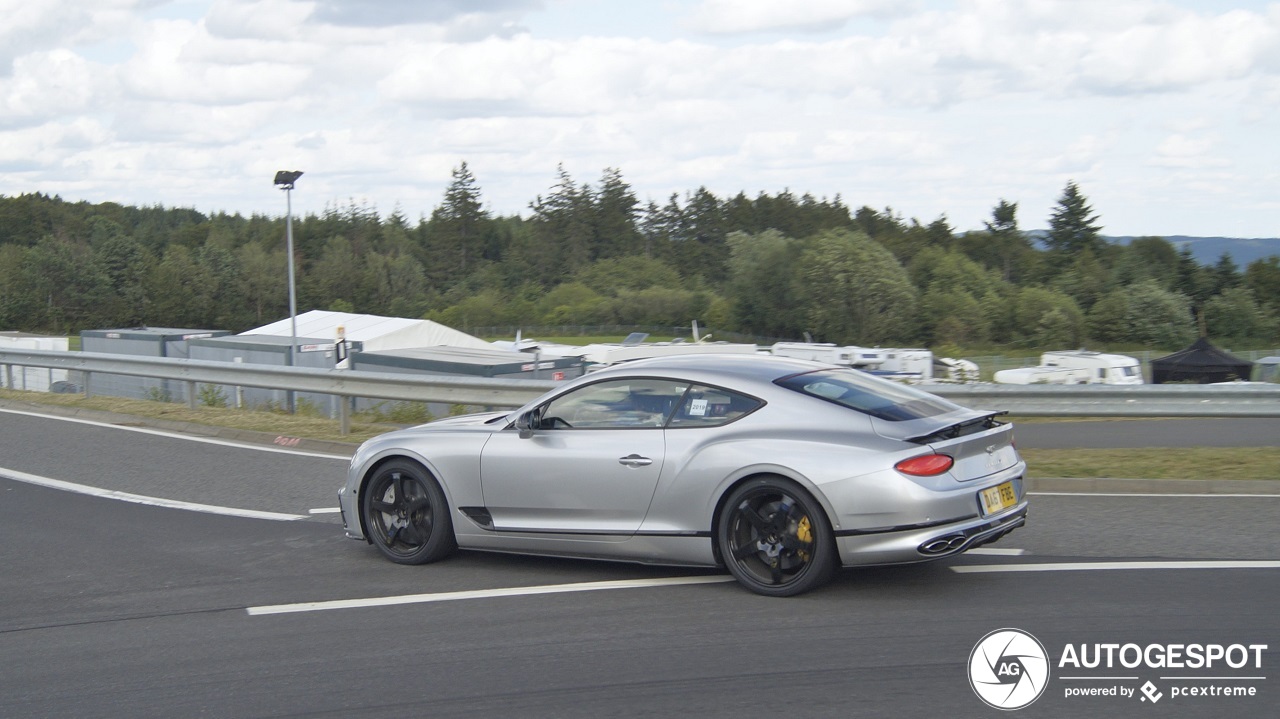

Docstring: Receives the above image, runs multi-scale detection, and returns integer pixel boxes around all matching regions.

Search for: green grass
[1020,447,1280,481]
[0,388,393,444]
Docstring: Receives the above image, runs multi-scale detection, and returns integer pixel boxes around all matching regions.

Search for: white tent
[0,331,71,392]
[241,310,493,352]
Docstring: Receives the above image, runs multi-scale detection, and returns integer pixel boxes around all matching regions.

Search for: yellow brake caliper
[796,516,812,561]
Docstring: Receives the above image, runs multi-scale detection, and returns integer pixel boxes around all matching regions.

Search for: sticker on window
[689,399,708,416]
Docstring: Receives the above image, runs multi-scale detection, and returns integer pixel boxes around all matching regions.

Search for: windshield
[775,368,957,422]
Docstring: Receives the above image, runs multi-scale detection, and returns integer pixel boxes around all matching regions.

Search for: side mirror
[516,407,541,438]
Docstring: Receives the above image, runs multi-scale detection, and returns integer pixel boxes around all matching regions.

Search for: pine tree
[1044,181,1103,257]
[526,165,595,284]
[1210,252,1240,294]
[592,168,641,259]
[976,199,1033,282]
[428,162,488,280]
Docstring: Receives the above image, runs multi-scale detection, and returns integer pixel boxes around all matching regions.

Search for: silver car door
[479,378,685,535]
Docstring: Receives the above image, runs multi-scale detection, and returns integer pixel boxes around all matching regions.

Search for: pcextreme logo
[969,628,1051,710]
[968,629,1269,710]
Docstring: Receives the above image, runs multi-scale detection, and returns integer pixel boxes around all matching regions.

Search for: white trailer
[869,349,981,383]
[1040,350,1144,385]
[576,340,759,367]
[877,348,932,377]
[932,356,981,383]
[993,366,1095,385]
[769,343,886,369]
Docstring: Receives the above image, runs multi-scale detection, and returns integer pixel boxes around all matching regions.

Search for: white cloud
[310,0,539,28]
[1077,9,1278,93]
[0,0,154,70]
[204,0,316,40]
[0,50,106,127]
[1,0,1278,237]
[118,19,314,106]
[685,0,902,35]
[1152,132,1228,168]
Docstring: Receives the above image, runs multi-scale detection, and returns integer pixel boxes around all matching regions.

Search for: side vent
[458,506,494,529]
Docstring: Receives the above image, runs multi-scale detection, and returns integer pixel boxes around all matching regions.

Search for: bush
[197,384,228,408]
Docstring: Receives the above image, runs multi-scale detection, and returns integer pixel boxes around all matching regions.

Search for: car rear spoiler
[905,411,1008,444]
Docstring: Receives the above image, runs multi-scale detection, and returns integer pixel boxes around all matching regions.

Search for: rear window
[775,368,956,422]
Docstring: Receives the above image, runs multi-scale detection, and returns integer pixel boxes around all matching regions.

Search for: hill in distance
[1025,231,1280,267]
[1111,235,1280,267]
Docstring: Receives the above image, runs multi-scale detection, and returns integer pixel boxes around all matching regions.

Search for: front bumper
[337,484,365,541]
[834,502,1028,567]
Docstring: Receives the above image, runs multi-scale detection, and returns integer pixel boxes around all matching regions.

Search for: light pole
[274,170,303,412]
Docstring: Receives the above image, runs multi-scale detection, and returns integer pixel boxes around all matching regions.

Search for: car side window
[667,384,761,428]
[540,379,688,429]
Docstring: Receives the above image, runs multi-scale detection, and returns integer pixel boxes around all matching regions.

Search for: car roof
[587,353,831,388]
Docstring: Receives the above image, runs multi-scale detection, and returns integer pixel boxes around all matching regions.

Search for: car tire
[718,476,836,597]
[361,459,457,565]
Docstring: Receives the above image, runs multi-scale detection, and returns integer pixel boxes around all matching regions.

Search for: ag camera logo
[969,628,1050,710]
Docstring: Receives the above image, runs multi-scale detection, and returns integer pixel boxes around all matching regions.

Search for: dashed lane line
[1030,492,1280,498]
[967,548,1026,556]
[249,559,1280,615]
[953,560,1280,574]
[247,575,738,615]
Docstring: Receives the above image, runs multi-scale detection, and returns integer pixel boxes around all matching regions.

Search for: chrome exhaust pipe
[919,534,967,555]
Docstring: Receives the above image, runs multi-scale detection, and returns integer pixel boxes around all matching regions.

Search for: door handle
[618,454,653,467]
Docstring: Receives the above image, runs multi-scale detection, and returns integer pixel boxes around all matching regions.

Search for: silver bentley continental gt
[338,354,1028,596]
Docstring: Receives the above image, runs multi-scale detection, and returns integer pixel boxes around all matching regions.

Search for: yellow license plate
[980,481,1018,516]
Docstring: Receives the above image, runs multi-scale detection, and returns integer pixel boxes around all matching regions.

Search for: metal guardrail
[0,349,558,433]
[928,383,1280,418]
[1,350,1278,434]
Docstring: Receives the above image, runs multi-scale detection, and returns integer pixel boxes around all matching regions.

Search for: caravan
[992,366,1094,385]
[1040,350,1144,385]
[770,343,979,383]
[769,343,886,369]
[994,350,1144,385]
[876,348,980,383]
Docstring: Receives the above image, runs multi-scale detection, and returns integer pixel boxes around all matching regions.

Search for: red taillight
[895,454,954,477]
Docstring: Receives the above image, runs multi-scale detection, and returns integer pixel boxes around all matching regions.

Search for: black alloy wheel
[718,477,836,597]
[361,459,456,565]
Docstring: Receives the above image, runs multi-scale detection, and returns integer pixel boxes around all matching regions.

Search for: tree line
[1,164,1277,351]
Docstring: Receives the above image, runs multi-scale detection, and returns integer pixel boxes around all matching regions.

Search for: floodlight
[274,170,303,411]
[274,170,304,188]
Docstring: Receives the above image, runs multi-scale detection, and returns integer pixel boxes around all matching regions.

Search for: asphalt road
[1,410,1277,717]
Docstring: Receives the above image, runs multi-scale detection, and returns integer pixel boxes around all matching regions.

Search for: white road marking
[1,466,306,521]
[966,548,1026,556]
[953,560,1280,574]
[1030,492,1280,498]
[247,575,737,615]
[308,507,342,514]
[0,407,351,460]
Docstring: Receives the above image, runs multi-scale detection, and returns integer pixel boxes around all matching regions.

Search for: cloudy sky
[2,0,1277,238]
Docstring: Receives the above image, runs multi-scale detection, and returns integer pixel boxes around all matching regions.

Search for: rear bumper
[835,502,1028,567]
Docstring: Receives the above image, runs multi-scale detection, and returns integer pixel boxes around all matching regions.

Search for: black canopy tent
[1150,337,1254,384]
